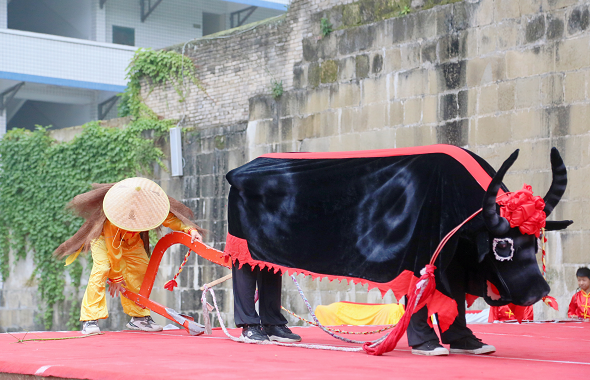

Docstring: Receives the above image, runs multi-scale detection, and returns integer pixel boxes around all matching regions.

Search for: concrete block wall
[243,0,590,319]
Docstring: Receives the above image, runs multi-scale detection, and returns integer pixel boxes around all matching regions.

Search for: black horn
[482,150,519,235]
[543,147,567,217]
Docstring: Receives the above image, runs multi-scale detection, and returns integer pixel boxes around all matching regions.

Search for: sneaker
[263,324,302,343]
[449,336,496,355]
[126,316,163,332]
[411,340,449,356]
[81,320,100,335]
[239,324,270,343]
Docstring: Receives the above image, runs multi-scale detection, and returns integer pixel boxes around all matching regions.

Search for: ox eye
[492,238,514,261]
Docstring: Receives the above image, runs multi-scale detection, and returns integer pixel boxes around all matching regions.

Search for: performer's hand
[190,229,203,243]
[108,279,127,298]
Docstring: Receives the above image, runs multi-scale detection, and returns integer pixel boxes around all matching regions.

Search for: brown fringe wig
[53,182,205,259]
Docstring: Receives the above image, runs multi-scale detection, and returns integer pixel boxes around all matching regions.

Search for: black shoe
[239,324,269,343]
[263,324,302,343]
[449,336,495,355]
[411,340,449,356]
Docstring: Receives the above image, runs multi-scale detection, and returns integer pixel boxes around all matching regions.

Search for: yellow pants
[80,238,151,321]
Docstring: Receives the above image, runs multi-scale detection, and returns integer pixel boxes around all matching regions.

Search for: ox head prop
[479,148,573,306]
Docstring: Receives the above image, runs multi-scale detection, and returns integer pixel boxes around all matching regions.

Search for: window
[112,26,135,46]
[202,12,225,36]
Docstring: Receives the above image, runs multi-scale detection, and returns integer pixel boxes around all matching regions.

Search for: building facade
[0,0,285,136]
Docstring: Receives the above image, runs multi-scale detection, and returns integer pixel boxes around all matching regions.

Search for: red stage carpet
[0,322,588,379]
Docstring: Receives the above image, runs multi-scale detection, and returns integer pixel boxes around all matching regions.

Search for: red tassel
[164,279,178,291]
[363,265,437,356]
[543,295,559,311]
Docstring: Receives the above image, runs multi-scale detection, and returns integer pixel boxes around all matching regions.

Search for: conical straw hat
[103,177,170,232]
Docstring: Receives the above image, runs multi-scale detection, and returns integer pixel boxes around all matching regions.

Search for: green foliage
[423,0,461,10]
[0,120,170,329]
[118,48,205,119]
[270,78,284,99]
[398,5,411,15]
[320,17,333,37]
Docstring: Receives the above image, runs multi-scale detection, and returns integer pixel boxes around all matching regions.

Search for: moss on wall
[333,0,412,30]
[308,62,321,88]
[324,0,462,33]
[423,0,462,11]
[321,60,339,83]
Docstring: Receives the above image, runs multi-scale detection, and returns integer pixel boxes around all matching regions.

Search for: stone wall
[146,0,590,322]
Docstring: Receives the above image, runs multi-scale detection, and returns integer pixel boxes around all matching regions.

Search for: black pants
[406,305,476,346]
[232,261,288,327]
[407,245,477,347]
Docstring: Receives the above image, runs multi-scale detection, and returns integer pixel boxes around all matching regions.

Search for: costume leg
[438,249,477,344]
[80,238,110,321]
[120,246,150,317]
[438,307,475,344]
[232,261,260,327]
[258,267,288,326]
[407,306,440,347]
[438,289,476,344]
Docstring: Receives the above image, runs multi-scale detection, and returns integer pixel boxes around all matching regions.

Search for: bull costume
[224,145,572,356]
[54,178,203,334]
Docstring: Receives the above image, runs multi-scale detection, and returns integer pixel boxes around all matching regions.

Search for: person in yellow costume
[54,178,204,334]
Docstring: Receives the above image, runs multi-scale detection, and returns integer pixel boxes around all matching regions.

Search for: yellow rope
[9,332,104,344]
[280,306,396,335]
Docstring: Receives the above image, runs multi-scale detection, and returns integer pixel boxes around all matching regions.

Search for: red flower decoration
[496,184,546,237]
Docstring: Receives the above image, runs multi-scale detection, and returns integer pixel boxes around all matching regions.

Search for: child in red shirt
[568,267,590,320]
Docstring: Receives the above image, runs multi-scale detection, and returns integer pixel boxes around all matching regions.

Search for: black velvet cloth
[226,150,497,293]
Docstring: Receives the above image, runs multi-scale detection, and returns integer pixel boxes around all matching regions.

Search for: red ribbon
[497,184,546,237]
[363,265,437,356]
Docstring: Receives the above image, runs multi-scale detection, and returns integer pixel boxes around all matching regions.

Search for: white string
[201,286,364,352]
[111,228,127,249]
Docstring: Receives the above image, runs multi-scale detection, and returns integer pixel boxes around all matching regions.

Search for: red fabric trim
[109,275,124,283]
[259,144,505,195]
[465,294,479,308]
[427,291,458,331]
[225,233,458,331]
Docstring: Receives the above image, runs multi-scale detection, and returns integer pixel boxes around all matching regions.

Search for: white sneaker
[81,320,100,335]
[126,316,163,332]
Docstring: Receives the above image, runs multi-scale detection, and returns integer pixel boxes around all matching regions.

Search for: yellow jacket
[104,212,193,283]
